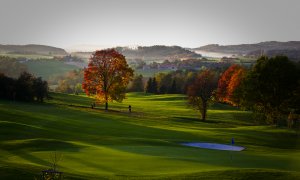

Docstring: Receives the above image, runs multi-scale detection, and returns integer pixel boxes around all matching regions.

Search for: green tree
[240,56,300,124]
[33,77,48,102]
[156,73,172,94]
[145,78,152,93]
[168,79,177,94]
[152,77,158,94]
[129,74,144,92]
[74,83,83,94]
[16,72,35,101]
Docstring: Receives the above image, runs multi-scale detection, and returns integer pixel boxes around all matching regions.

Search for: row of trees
[188,56,300,124]
[81,49,299,127]
[133,70,199,94]
[127,75,144,92]
[0,72,48,102]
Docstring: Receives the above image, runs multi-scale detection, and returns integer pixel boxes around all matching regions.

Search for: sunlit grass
[0,93,299,179]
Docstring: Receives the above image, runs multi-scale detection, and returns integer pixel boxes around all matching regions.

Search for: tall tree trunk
[105,102,108,110]
[105,91,108,110]
[202,100,207,121]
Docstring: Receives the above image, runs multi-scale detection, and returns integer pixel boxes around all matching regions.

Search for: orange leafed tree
[217,64,246,105]
[82,49,134,110]
[217,64,240,102]
[227,68,246,106]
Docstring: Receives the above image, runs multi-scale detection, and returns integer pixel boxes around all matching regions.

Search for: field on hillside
[0,53,54,59]
[0,93,299,179]
[24,61,80,80]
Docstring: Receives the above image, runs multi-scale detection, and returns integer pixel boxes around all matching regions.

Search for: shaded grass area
[0,93,299,179]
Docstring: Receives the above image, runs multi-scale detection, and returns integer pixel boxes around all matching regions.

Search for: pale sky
[0,0,299,50]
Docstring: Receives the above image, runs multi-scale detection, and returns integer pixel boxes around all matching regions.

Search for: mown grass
[0,93,299,179]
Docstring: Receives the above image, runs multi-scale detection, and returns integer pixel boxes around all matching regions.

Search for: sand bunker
[181,142,245,151]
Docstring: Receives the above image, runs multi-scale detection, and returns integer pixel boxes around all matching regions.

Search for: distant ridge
[72,45,202,61]
[0,44,68,56]
[194,41,300,60]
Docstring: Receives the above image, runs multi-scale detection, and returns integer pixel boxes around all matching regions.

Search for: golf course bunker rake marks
[181,142,245,151]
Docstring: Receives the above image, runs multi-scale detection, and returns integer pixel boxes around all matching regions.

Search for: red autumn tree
[227,67,246,106]
[187,70,218,121]
[217,64,246,105]
[217,64,240,102]
[82,49,134,110]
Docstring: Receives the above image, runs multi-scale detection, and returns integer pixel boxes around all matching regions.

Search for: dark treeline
[234,56,300,125]
[142,70,199,94]
[0,72,48,102]
[216,56,300,126]
[127,74,144,92]
[130,56,300,127]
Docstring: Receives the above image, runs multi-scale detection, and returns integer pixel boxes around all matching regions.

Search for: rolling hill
[72,45,202,61]
[194,41,300,60]
[0,44,68,56]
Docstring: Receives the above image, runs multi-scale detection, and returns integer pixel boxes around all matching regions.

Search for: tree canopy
[187,70,218,121]
[128,74,144,92]
[239,56,300,124]
[82,49,134,110]
[217,64,246,106]
[0,72,48,102]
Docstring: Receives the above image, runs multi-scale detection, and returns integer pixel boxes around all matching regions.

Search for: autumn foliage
[82,49,133,110]
[217,64,246,106]
[187,70,218,121]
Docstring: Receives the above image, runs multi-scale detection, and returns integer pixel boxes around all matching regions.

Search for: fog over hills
[1,41,300,61]
[71,45,202,61]
[194,41,300,60]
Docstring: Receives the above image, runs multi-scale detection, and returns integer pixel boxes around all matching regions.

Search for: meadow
[0,93,299,179]
[24,60,80,80]
[0,53,54,60]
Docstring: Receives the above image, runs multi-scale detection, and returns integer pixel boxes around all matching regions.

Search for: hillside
[0,44,68,56]
[194,41,300,60]
[72,45,202,61]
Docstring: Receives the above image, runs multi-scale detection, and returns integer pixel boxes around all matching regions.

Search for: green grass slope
[0,93,299,179]
[24,60,79,80]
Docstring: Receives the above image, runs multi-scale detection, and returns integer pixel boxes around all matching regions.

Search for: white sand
[182,142,245,151]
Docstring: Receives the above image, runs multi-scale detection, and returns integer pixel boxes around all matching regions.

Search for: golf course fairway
[0,93,299,179]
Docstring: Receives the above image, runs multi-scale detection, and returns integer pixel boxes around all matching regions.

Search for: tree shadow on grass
[5,150,50,167]
[172,116,223,124]
[0,139,83,152]
[0,162,90,180]
[0,164,39,180]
